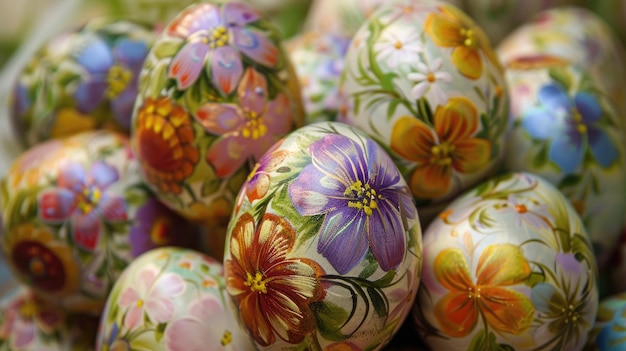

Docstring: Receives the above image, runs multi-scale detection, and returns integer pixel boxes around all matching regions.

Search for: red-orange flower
[133,97,199,194]
[424,5,499,79]
[225,213,325,347]
[391,97,491,199]
[433,244,534,337]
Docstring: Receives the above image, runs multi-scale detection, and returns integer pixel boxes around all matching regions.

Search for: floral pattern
[593,293,626,351]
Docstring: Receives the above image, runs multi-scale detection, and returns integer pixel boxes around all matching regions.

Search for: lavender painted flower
[38,161,128,251]
[522,83,618,174]
[167,2,279,94]
[288,134,414,274]
[73,35,148,130]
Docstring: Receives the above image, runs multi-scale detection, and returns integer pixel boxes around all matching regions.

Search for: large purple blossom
[522,83,618,174]
[288,134,415,274]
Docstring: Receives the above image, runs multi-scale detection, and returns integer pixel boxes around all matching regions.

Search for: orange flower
[134,97,199,194]
[391,97,490,199]
[424,5,498,79]
[433,244,534,337]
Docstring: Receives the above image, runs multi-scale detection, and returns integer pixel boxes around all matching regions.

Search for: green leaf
[154,322,167,343]
[548,67,572,91]
[367,287,388,318]
[358,259,378,280]
[533,142,548,169]
[146,63,168,99]
[310,301,349,341]
[153,41,180,60]
[525,271,545,287]
[387,99,401,119]
[558,174,582,189]
[201,178,221,197]
[373,270,396,288]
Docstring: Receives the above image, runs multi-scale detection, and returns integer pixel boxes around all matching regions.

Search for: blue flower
[522,83,618,173]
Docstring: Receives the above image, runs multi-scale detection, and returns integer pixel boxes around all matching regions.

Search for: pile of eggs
[1,0,625,350]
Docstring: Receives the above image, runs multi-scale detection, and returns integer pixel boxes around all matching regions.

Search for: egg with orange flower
[131,1,304,226]
[338,0,509,226]
[413,172,598,351]
[0,130,198,315]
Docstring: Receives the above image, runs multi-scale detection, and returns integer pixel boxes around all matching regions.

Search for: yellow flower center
[460,28,477,49]
[136,299,144,308]
[205,25,229,49]
[394,40,403,50]
[562,304,580,324]
[244,271,267,294]
[426,73,436,83]
[150,217,171,245]
[430,143,455,166]
[29,257,46,276]
[571,108,587,134]
[241,110,268,139]
[221,331,233,346]
[19,301,38,319]
[345,180,381,217]
[78,187,102,214]
[106,65,133,98]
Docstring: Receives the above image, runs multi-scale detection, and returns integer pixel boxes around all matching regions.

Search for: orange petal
[479,286,535,335]
[452,46,482,79]
[434,291,478,338]
[433,248,473,292]
[424,11,464,48]
[476,244,531,286]
[434,97,479,143]
[409,163,451,199]
[452,138,491,173]
[390,116,435,163]
[240,293,275,346]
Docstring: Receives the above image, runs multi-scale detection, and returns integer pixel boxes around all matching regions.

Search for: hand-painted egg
[96,247,254,351]
[131,1,305,226]
[285,32,351,124]
[498,56,626,270]
[591,292,626,351]
[9,17,156,148]
[413,172,598,351]
[0,130,198,315]
[223,121,422,350]
[0,285,99,350]
[338,0,509,226]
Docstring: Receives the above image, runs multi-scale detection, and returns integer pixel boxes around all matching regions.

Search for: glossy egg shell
[223,121,422,350]
[9,17,156,148]
[131,1,305,225]
[413,172,598,351]
[0,130,197,315]
[338,0,509,226]
[96,247,254,351]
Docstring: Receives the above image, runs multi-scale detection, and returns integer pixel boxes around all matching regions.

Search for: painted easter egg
[9,17,156,148]
[0,130,198,315]
[131,1,304,226]
[338,0,509,226]
[223,121,422,350]
[96,247,254,351]
[591,292,626,351]
[285,32,351,124]
[413,172,598,351]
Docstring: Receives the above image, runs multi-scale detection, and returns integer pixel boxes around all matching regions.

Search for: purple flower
[522,83,618,174]
[288,134,415,274]
[73,36,149,130]
[38,161,128,251]
[167,2,279,94]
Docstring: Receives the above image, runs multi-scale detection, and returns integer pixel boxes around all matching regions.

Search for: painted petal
[232,28,279,67]
[288,164,341,216]
[12,320,35,349]
[167,4,220,38]
[481,286,534,335]
[538,83,570,111]
[211,46,243,95]
[150,273,185,299]
[118,287,139,307]
[452,138,491,173]
[223,2,261,26]
[264,93,293,135]
[368,199,405,271]
[38,189,77,222]
[237,67,268,115]
[451,46,482,79]
[522,107,560,140]
[71,211,102,251]
[123,306,143,330]
[424,12,464,47]
[433,291,477,338]
[548,131,584,174]
[317,209,369,274]
[137,267,158,291]
[113,39,149,68]
[145,298,175,323]
[410,81,429,100]
[409,164,451,199]
[75,37,113,74]
[434,97,479,143]
[241,294,274,346]
[206,136,249,178]
[74,80,108,113]
[476,244,531,286]
[367,138,401,188]
[195,103,244,134]
[308,134,367,187]
[168,42,210,90]
[99,195,128,221]
[57,162,87,192]
[390,116,435,163]
[574,92,602,124]
[433,248,473,292]
[110,86,136,130]
[165,318,207,351]
[89,161,119,188]
[256,214,296,268]
[588,125,618,168]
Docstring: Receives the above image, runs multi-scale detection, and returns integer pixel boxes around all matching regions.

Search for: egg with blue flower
[223,121,422,350]
[591,292,626,351]
[9,17,156,148]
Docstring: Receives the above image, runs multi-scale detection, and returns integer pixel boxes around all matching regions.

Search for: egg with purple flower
[223,121,422,350]
[0,130,198,315]
[9,17,156,148]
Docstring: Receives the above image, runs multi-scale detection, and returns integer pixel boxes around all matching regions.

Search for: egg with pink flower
[131,1,305,227]
[0,130,198,315]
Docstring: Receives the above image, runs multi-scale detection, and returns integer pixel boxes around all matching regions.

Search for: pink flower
[195,67,293,178]
[118,266,185,329]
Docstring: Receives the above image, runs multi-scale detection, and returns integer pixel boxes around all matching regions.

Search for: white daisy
[408,57,453,106]
[373,27,422,69]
